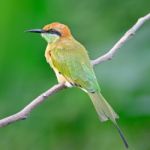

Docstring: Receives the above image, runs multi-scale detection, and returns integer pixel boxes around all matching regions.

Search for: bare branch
[0,83,66,127]
[0,13,150,127]
[92,13,150,65]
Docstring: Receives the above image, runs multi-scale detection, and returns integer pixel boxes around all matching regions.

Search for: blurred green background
[0,0,150,150]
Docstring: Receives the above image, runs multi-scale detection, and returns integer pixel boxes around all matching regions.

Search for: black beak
[26,29,46,33]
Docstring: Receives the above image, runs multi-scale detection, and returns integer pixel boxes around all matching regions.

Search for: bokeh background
[0,0,150,150]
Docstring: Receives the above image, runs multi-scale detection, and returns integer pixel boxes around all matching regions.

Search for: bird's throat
[41,33,59,44]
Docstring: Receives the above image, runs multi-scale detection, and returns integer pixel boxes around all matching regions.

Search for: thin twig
[0,83,66,127]
[0,13,150,128]
[92,13,150,65]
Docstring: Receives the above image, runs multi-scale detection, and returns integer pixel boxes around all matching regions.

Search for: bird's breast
[44,45,73,87]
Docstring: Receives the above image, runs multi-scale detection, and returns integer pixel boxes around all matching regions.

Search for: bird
[27,22,128,148]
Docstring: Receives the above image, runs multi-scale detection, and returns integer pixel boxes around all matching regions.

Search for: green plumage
[49,37,128,148]
[51,39,98,92]
[51,38,118,121]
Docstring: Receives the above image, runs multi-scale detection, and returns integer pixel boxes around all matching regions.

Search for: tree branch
[0,83,66,127]
[0,13,150,127]
[92,13,150,65]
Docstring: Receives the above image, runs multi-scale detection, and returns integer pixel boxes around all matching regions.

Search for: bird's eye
[47,29,61,36]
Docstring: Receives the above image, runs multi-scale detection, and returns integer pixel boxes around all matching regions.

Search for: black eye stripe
[47,29,61,36]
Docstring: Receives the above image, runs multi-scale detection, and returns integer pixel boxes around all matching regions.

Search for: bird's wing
[51,40,100,93]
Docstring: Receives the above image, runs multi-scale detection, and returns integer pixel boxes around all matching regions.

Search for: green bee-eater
[27,22,128,148]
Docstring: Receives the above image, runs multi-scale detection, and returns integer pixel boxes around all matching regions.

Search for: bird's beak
[26,29,46,33]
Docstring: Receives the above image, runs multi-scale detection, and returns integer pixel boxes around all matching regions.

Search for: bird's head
[27,22,72,44]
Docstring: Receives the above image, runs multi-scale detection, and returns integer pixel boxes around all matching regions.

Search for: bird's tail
[88,92,128,148]
[88,91,118,122]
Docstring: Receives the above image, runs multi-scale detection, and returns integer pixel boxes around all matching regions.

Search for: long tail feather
[88,92,118,122]
[88,92,128,148]
[114,123,129,148]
